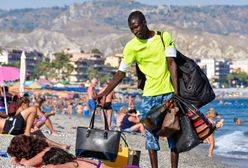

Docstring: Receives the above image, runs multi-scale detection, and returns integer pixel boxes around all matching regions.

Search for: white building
[196,58,231,80]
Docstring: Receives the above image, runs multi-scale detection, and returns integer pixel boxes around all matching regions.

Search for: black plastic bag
[173,96,201,153]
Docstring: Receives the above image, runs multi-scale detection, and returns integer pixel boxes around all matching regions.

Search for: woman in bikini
[7,135,111,168]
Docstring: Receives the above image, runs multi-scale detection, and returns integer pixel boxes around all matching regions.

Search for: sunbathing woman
[7,135,111,168]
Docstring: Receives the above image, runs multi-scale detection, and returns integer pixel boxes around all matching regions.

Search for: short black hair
[128,11,146,23]
[128,109,137,114]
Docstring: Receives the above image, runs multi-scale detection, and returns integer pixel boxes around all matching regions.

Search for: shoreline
[0,114,238,168]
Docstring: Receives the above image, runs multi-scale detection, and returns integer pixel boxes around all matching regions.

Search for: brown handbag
[158,107,180,137]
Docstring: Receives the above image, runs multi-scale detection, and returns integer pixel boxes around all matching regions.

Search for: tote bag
[173,95,201,153]
[173,95,215,141]
[76,107,121,162]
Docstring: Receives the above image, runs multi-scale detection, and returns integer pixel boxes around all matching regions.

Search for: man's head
[128,11,149,39]
[91,78,98,87]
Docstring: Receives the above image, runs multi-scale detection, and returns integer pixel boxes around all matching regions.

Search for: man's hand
[93,94,106,107]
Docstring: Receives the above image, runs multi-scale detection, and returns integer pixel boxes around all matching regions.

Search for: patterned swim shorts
[140,93,176,150]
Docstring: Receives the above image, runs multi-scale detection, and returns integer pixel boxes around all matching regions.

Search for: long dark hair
[42,147,76,165]
[7,135,48,161]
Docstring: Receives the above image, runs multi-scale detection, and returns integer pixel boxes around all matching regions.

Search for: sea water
[200,98,248,168]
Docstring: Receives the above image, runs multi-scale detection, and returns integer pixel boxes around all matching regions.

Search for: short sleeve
[123,42,136,65]
[118,60,130,72]
[163,32,177,58]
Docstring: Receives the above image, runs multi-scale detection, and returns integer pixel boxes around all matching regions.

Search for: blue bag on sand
[0,151,8,158]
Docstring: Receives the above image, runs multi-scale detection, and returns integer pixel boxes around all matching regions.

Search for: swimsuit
[103,102,112,110]
[2,113,26,135]
[76,158,103,168]
[88,99,96,112]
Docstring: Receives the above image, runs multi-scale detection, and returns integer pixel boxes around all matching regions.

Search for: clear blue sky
[0,0,247,9]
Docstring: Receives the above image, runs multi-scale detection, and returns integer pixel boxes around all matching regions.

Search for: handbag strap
[120,133,129,147]
[173,95,197,112]
[88,106,109,131]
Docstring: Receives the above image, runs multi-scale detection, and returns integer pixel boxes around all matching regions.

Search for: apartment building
[0,48,43,74]
[195,58,231,80]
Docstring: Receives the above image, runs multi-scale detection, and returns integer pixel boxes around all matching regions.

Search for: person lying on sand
[7,135,70,167]
[7,135,110,168]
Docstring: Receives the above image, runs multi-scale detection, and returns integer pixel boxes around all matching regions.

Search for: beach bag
[173,95,215,141]
[175,51,215,108]
[141,99,174,132]
[173,95,201,153]
[157,107,180,137]
[104,135,141,167]
[75,107,121,162]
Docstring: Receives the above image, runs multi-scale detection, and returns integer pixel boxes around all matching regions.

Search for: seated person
[115,106,128,127]
[121,109,145,135]
[7,135,111,168]
[16,96,58,135]
[0,95,46,136]
[234,117,243,126]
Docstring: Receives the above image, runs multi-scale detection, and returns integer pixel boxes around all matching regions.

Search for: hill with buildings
[0,0,248,58]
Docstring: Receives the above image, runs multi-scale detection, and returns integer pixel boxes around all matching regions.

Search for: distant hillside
[0,0,248,59]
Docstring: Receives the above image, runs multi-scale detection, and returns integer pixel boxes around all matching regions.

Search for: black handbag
[173,95,201,153]
[75,107,121,161]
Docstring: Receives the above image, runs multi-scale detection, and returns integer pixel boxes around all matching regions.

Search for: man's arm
[95,70,125,99]
[167,57,178,95]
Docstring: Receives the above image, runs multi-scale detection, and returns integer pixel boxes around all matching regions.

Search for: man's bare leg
[107,109,112,128]
[171,149,179,168]
[149,150,158,168]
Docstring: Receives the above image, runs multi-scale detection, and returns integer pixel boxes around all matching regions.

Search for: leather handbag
[158,107,180,137]
[141,99,174,132]
[75,107,121,162]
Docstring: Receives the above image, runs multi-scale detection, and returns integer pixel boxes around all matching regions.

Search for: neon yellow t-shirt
[123,31,176,96]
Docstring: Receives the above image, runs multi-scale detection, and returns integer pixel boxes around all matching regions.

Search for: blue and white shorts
[140,93,176,150]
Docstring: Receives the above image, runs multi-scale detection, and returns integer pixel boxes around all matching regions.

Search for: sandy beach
[0,114,238,168]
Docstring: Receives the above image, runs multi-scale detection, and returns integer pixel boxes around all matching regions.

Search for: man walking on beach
[87,78,98,114]
[95,11,179,168]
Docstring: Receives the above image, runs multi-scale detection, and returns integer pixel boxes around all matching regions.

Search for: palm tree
[52,52,75,82]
